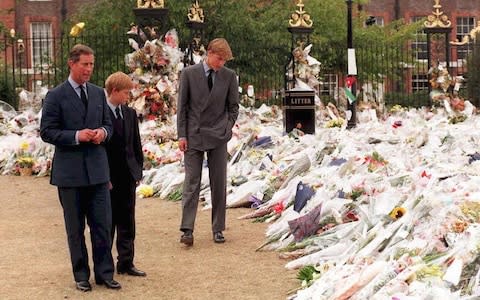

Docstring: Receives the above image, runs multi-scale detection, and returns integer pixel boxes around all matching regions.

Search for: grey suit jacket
[177,63,239,151]
[40,81,113,187]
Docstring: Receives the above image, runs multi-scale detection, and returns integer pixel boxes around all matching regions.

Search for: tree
[64,0,423,100]
[467,39,480,106]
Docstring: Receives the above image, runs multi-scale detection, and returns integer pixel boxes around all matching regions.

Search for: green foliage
[60,1,426,97]
[467,40,480,106]
[65,0,135,34]
[296,265,320,285]
[0,22,6,36]
[60,0,134,86]
[0,66,18,109]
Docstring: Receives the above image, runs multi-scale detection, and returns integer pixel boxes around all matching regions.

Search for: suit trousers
[58,183,114,282]
[110,173,136,269]
[180,142,227,233]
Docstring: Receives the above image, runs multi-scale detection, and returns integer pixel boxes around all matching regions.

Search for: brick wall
[12,0,96,36]
[364,0,480,23]
[0,0,15,31]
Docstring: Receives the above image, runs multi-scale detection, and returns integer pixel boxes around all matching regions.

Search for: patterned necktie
[79,85,88,108]
[115,106,122,119]
[207,70,213,91]
[113,106,124,137]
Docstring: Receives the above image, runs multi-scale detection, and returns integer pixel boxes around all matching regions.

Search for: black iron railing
[1,31,479,110]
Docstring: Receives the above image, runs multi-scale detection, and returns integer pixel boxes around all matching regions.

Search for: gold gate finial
[289,0,313,28]
[187,1,205,23]
[137,0,165,9]
[424,0,451,28]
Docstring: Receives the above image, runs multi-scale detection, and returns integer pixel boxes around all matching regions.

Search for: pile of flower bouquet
[126,29,185,121]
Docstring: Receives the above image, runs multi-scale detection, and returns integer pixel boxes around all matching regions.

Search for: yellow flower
[389,207,406,220]
[134,67,143,76]
[137,184,154,198]
[325,118,344,128]
[20,141,29,151]
[16,156,35,168]
[390,104,404,113]
[70,22,85,37]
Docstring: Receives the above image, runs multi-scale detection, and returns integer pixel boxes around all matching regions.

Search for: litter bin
[283,90,315,134]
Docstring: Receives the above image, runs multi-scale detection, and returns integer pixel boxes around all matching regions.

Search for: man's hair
[69,44,94,63]
[207,38,233,61]
[105,71,134,95]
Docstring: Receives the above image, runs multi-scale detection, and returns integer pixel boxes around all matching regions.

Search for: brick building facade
[0,0,15,31]
[364,0,480,45]
[361,0,480,93]
[1,0,94,67]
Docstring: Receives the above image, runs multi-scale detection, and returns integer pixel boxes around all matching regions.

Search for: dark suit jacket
[177,63,239,151]
[40,81,113,187]
[105,105,143,181]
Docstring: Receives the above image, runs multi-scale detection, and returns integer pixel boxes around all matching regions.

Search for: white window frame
[456,17,475,59]
[320,73,338,97]
[373,16,384,27]
[412,74,429,92]
[411,16,428,61]
[30,22,53,69]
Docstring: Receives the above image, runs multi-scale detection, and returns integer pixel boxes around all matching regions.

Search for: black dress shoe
[75,280,92,292]
[95,279,121,289]
[213,231,225,243]
[180,230,194,246]
[118,266,147,277]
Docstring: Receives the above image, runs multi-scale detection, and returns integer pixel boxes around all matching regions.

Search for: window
[373,16,384,27]
[411,16,427,60]
[456,17,475,59]
[31,22,53,68]
[366,16,384,27]
[320,73,338,97]
[412,74,429,92]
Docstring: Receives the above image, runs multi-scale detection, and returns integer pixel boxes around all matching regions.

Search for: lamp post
[9,29,16,99]
[346,0,357,128]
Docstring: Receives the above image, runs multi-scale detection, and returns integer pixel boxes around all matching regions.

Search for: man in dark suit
[104,72,146,277]
[177,38,239,246]
[40,44,121,291]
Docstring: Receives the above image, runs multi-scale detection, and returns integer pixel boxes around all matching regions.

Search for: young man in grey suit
[177,38,239,246]
[40,44,121,291]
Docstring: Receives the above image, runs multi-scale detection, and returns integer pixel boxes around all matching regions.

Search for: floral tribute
[124,27,187,171]
[125,28,185,121]
[14,141,36,176]
[15,141,35,167]
[363,151,388,172]
[428,63,474,122]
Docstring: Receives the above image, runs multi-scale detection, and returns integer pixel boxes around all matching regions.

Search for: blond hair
[105,72,134,95]
[207,38,233,61]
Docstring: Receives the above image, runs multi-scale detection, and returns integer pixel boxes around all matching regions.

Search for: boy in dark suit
[104,72,146,277]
